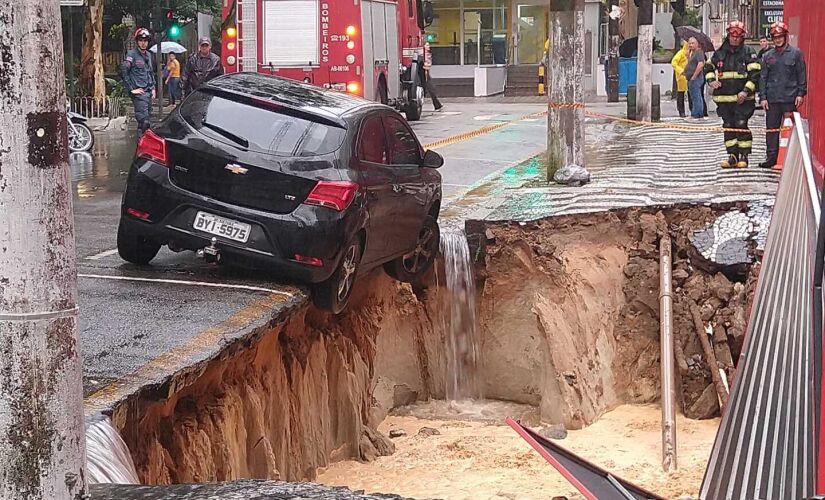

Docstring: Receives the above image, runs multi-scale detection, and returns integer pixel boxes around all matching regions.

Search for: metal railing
[68,96,127,119]
[701,112,821,499]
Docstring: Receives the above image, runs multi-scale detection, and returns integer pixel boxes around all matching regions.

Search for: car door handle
[392,184,403,193]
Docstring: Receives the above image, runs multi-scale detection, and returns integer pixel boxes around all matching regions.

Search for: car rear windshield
[179,90,346,157]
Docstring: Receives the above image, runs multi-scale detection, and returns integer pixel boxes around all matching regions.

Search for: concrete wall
[429,65,475,79]
[474,66,507,96]
[654,10,675,49]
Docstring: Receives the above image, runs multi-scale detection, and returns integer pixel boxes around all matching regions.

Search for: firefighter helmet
[770,22,789,37]
[726,21,747,37]
[134,28,152,41]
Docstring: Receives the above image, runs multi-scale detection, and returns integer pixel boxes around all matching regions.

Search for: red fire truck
[219,0,434,121]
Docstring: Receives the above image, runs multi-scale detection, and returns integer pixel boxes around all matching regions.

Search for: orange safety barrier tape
[544,102,790,133]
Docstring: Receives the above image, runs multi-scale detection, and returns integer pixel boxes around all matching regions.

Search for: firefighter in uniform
[121,28,156,137]
[758,22,808,169]
[704,21,761,169]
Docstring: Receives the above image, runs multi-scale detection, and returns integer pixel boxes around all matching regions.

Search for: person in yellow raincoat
[671,41,689,118]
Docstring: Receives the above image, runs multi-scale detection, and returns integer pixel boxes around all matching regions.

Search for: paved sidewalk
[446,114,778,223]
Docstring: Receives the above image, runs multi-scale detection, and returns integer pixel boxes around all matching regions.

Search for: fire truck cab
[221,0,434,121]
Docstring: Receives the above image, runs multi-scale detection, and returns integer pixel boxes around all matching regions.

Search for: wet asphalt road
[73,101,546,408]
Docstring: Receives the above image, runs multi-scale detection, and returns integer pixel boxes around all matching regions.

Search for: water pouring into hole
[438,229,483,404]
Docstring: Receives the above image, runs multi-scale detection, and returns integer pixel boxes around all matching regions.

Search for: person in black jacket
[704,21,761,169]
[182,37,224,96]
[758,22,808,169]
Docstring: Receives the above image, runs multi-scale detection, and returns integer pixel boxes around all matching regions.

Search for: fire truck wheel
[404,73,423,121]
[377,79,389,105]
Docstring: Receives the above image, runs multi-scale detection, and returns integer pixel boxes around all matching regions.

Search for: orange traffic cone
[773,116,794,172]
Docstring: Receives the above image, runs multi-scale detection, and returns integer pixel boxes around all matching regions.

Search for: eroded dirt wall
[112,274,437,484]
[472,205,757,428]
[115,204,759,486]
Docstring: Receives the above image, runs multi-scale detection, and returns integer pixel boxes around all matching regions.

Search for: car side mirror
[418,0,434,29]
[423,1,434,26]
[421,149,443,168]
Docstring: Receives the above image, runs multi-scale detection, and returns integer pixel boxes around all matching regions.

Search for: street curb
[83,290,308,417]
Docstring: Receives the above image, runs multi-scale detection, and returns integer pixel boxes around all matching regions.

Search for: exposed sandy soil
[317,402,719,500]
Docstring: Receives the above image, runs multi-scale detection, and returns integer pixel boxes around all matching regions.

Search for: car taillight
[304,181,358,211]
[136,130,168,166]
[126,208,151,220]
[294,254,324,266]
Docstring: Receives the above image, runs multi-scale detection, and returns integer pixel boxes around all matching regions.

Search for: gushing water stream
[86,415,140,484]
[439,229,482,401]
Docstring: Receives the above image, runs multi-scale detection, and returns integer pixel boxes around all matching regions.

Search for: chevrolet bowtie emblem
[225,164,248,175]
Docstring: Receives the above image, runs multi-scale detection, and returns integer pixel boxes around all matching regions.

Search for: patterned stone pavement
[690,199,774,266]
[451,115,780,224]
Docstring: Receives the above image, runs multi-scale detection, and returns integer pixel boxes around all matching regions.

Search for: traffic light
[162,8,181,38]
[168,22,181,39]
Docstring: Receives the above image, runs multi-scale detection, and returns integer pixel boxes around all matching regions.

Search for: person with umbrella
[121,28,156,137]
[704,21,761,169]
[676,25,712,116]
[758,22,807,169]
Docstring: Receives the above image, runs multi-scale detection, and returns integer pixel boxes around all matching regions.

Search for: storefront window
[428,0,508,65]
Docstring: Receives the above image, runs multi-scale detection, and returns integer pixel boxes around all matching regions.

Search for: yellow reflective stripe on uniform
[725,138,739,147]
[739,140,753,148]
[713,94,756,103]
[747,62,761,71]
[706,72,716,81]
[745,81,756,91]
[718,71,747,80]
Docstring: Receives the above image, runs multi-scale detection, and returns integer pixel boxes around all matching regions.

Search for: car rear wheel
[117,219,161,265]
[312,237,362,314]
[384,215,439,283]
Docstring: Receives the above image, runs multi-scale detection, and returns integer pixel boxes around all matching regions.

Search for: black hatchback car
[118,73,443,313]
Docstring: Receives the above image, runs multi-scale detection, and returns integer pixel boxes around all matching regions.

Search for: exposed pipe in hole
[659,234,677,472]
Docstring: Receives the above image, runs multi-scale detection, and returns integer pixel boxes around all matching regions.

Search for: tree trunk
[79,0,106,98]
[0,1,87,499]
[636,0,653,122]
[547,0,585,182]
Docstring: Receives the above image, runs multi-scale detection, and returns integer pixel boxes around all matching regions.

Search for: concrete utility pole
[0,1,87,499]
[547,0,586,181]
[607,0,620,102]
[636,0,654,121]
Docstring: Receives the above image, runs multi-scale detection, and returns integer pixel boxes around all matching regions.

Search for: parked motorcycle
[67,110,94,153]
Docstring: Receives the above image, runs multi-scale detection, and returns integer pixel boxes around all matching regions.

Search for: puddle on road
[71,129,135,198]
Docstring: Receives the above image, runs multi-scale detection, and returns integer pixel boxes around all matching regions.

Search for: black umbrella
[676,25,715,52]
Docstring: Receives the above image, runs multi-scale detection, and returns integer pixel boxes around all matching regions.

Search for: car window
[179,90,346,156]
[383,116,421,166]
[358,115,388,164]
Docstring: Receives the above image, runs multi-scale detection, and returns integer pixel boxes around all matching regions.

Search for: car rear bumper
[121,160,360,283]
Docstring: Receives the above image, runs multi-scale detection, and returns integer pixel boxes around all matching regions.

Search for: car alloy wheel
[337,243,359,302]
[402,223,437,275]
[384,215,439,284]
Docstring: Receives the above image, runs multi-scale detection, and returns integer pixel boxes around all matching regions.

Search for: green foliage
[106,0,222,28]
[105,77,128,98]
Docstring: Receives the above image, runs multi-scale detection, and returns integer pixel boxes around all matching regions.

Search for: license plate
[193,211,251,243]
